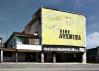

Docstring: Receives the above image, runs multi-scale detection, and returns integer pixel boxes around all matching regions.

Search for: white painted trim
[84,16,86,48]
[16,44,42,51]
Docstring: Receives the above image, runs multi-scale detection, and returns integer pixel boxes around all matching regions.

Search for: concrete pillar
[36,53,39,62]
[53,53,56,63]
[82,50,86,64]
[0,50,3,63]
[16,52,18,62]
[41,52,44,63]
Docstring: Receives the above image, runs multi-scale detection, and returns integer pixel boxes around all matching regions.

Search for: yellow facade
[42,8,86,47]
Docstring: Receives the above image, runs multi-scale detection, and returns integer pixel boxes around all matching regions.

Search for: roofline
[24,6,86,32]
[87,47,97,50]
[24,7,41,31]
[5,32,40,46]
[41,7,86,17]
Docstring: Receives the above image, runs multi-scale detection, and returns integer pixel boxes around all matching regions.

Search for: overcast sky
[0,0,99,48]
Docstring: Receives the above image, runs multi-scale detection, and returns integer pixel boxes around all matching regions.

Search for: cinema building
[0,7,86,63]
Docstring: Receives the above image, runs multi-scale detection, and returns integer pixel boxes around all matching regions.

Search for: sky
[0,0,99,48]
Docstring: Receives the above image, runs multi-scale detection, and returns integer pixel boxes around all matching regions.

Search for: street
[0,63,99,71]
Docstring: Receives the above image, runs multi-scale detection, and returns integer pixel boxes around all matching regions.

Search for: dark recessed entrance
[25,52,41,62]
[44,52,53,62]
[56,52,83,62]
[44,52,83,63]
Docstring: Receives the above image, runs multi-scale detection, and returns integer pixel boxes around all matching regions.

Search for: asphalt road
[0,63,99,71]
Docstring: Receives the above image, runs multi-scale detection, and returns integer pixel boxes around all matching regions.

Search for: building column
[0,50,3,63]
[53,52,56,63]
[16,52,18,62]
[36,53,38,62]
[82,49,86,64]
[41,52,44,63]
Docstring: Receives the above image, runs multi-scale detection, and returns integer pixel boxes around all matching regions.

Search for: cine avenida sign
[42,8,86,47]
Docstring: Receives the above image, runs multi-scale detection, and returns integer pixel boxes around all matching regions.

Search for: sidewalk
[0,62,86,64]
[0,62,99,69]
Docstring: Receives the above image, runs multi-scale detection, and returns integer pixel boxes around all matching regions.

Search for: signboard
[42,8,86,47]
[43,47,84,52]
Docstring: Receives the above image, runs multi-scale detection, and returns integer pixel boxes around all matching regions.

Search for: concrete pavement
[0,63,99,71]
[0,68,99,71]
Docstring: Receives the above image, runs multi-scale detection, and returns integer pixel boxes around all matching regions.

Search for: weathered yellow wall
[42,8,86,47]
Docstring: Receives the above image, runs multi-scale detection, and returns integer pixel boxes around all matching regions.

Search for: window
[22,37,29,44]
[18,36,29,44]
[14,39,15,46]
[10,42,12,47]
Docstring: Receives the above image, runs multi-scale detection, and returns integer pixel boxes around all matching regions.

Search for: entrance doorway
[25,52,41,62]
[44,52,53,62]
[56,52,83,62]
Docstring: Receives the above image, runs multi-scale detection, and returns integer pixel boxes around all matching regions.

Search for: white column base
[0,50,3,63]
[53,53,56,63]
[82,49,86,64]
[41,52,44,63]
[16,52,18,62]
